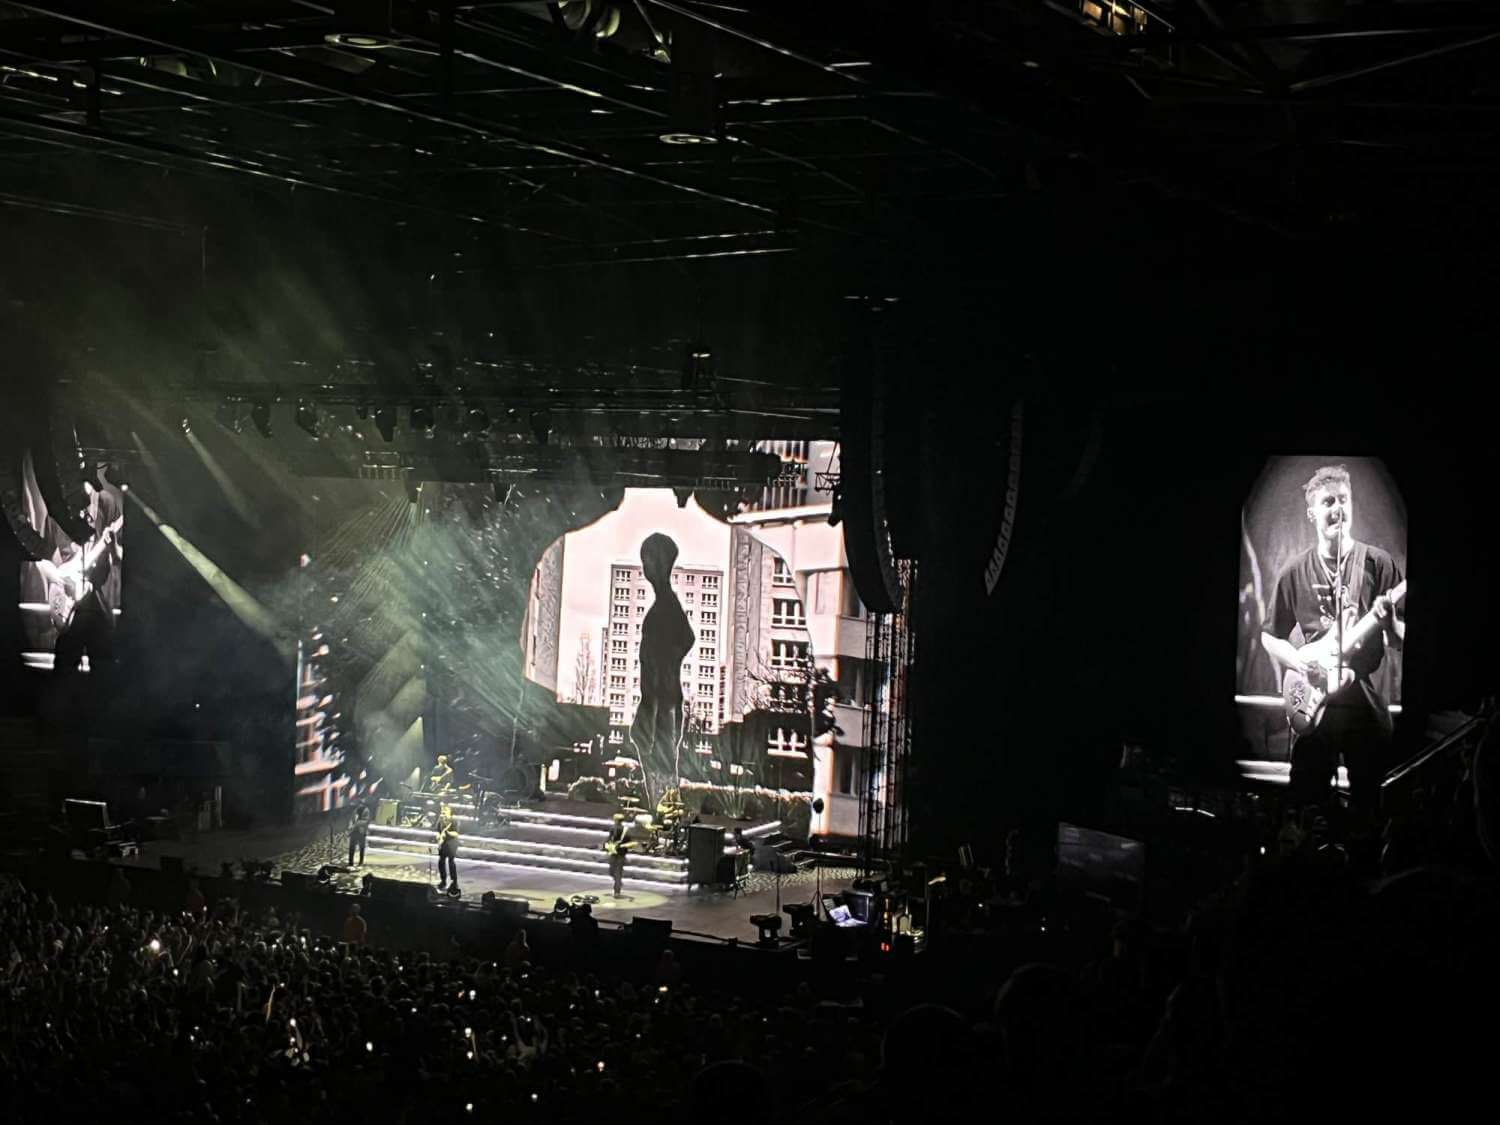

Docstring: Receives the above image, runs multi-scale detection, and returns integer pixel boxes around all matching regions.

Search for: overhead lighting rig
[179,371,836,446]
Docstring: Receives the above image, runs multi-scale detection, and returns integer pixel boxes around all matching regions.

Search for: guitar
[604,836,638,856]
[47,515,125,630]
[1282,580,1406,735]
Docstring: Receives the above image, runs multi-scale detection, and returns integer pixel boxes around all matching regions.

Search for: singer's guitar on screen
[1282,580,1406,735]
[47,515,125,630]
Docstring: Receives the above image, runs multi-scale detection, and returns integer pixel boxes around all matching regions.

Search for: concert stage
[118,797,857,946]
[366,794,785,892]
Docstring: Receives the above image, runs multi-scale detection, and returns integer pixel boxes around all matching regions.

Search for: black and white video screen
[521,486,832,803]
[16,453,126,674]
[1236,457,1406,787]
[288,440,866,838]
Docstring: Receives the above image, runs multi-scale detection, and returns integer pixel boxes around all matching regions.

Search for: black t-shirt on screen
[1264,541,1402,684]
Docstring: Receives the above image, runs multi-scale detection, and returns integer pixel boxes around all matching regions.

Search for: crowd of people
[0,873,887,1124]
[3,713,1497,1124]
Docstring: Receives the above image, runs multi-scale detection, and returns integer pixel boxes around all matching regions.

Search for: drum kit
[396,777,473,829]
[636,789,688,856]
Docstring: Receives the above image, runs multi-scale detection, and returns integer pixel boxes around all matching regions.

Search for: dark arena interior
[3,2,1500,1122]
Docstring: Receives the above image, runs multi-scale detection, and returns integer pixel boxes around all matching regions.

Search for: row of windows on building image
[603,560,811,766]
[601,638,810,718]
[601,724,811,757]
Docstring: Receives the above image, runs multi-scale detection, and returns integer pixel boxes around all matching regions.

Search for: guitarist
[436,804,461,893]
[604,812,632,898]
[1260,465,1404,820]
[42,478,124,677]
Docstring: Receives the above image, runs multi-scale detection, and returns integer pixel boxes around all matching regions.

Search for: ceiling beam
[6,1,778,218]
[1290,30,1500,94]
[0,102,571,239]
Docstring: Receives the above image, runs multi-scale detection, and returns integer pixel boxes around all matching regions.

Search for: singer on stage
[436,805,460,893]
[347,802,372,867]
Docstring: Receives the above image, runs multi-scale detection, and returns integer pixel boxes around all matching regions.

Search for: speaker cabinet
[280,870,320,894]
[480,893,530,922]
[688,824,725,885]
[630,916,673,942]
[367,876,432,908]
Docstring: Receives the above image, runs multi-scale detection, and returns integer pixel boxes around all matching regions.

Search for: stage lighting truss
[250,401,273,439]
[173,377,835,453]
[214,401,245,432]
[464,405,490,439]
[374,406,397,442]
[295,400,320,439]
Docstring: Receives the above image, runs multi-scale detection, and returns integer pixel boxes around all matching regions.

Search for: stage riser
[386,799,782,840]
[364,844,690,890]
[368,825,687,871]
[388,817,621,845]
[390,821,749,855]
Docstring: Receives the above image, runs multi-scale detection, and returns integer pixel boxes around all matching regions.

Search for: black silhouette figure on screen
[630,533,695,806]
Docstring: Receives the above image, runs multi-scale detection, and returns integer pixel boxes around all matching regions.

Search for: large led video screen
[1236,458,1405,798]
[521,486,821,802]
[16,453,125,674]
[288,438,863,836]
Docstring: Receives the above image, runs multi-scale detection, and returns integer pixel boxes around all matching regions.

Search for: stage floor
[121,818,858,945]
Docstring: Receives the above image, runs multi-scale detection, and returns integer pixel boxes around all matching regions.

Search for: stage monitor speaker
[368,876,432,908]
[630,916,673,942]
[845,889,876,923]
[480,892,530,922]
[281,871,321,894]
[687,824,724,884]
[374,799,399,826]
[63,798,109,833]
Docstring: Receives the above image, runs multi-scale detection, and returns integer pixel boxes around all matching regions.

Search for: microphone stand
[1336,525,1347,694]
[1334,524,1347,806]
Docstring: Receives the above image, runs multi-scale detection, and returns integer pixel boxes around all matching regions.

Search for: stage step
[763,832,816,871]
[365,824,690,889]
[366,799,787,892]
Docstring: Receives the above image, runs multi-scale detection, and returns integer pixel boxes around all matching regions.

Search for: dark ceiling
[1,1,1496,421]
[4,2,1495,241]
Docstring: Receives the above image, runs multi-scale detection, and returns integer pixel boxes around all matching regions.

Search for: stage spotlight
[374,406,397,442]
[180,417,192,436]
[465,406,490,437]
[403,475,422,504]
[530,409,551,445]
[250,401,273,438]
[410,404,434,435]
[295,400,319,438]
[214,401,244,432]
[682,344,713,391]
